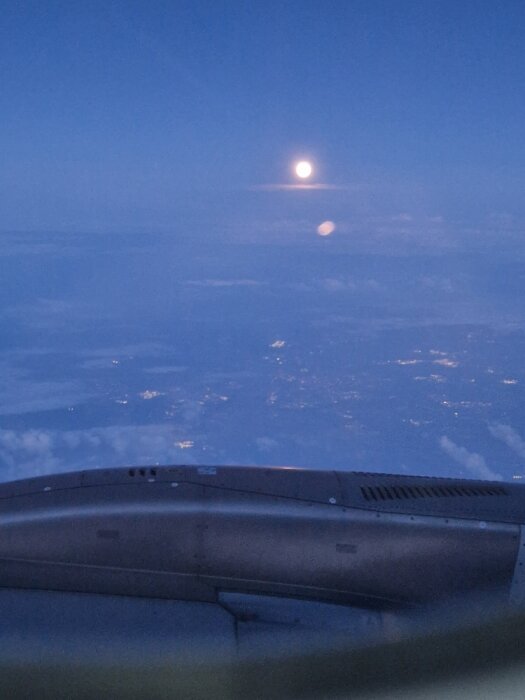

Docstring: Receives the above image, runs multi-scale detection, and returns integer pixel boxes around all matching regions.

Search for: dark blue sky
[1,0,525,231]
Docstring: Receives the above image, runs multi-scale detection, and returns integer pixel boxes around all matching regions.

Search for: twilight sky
[2,2,525,482]
[1,0,525,231]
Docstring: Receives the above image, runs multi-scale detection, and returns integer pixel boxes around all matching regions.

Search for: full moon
[295,161,313,179]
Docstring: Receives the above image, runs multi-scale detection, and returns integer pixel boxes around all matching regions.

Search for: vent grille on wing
[360,484,507,502]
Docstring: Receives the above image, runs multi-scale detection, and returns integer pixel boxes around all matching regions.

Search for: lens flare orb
[317,221,336,236]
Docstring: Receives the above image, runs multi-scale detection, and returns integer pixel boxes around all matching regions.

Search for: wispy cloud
[1,297,114,331]
[81,343,168,359]
[489,423,525,459]
[0,365,94,416]
[0,232,80,258]
[185,279,261,288]
[439,436,502,481]
[248,183,357,192]
[320,277,381,293]
[145,365,187,375]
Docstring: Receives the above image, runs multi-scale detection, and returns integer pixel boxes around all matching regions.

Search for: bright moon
[295,161,313,179]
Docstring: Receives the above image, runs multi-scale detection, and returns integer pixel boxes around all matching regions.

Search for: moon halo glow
[295,161,313,179]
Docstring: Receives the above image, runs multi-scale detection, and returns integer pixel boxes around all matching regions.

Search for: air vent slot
[360,484,507,502]
[128,468,156,478]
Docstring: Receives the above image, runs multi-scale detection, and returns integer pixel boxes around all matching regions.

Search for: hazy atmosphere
[2,0,525,482]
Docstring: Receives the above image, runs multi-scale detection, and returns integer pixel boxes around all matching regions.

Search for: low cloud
[0,425,203,481]
[489,423,525,459]
[256,437,279,452]
[439,436,502,481]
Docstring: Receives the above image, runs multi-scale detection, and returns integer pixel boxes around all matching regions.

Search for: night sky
[1,1,525,482]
